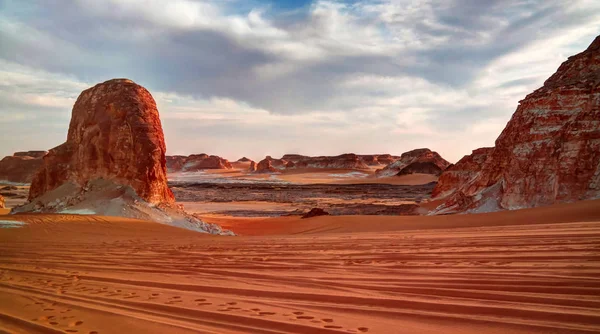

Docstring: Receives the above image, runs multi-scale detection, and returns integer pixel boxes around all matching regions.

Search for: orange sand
[1,200,600,333]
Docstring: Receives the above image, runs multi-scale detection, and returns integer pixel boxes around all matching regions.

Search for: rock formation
[28,79,173,204]
[285,153,370,169]
[0,195,4,209]
[0,151,47,183]
[16,79,231,235]
[166,154,232,172]
[376,148,450,177]
[256,157,277,173]
[248,161,257,172]
[237,157,251,162]
[359,154,400,166]
[301,208,329,219]
[430,148,493,199]
[432,35,600,214]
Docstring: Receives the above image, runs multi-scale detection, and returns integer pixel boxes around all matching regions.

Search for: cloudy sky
[1,0,598,163]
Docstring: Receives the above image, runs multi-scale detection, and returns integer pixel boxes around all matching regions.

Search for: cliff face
[432,36,600,214]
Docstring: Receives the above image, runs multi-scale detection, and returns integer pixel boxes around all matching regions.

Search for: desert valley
[0,10,599,334]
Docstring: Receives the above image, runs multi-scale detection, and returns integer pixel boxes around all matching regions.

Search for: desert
[1,3,600,334]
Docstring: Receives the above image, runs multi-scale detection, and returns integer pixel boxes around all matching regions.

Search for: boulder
[301,208,329,219]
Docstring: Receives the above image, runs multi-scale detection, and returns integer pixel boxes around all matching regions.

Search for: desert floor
[1,199,600,333]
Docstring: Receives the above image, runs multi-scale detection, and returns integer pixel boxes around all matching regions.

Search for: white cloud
[0,0,599,163]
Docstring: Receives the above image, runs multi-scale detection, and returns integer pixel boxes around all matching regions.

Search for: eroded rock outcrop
[256,157,278,173]
[376,148,450,177]
[166,154,232,172]
[359,154,400,166]
[432,36,600,214]
[301,208,329,219]
[430,148,493,199]
[0,195,5,209]
[16,79,231,235]
[285,153,370,169]
[248,161,257,172]
[0,151,47,184]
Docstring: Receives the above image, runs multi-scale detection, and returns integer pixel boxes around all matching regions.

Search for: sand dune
[1,201,600,333]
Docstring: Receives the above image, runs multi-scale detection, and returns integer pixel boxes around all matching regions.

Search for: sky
[0,0,599,163]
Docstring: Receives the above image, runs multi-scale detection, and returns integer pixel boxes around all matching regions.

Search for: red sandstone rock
[376,148,450,177]
[359,154,400,166]
[248,161,257,172]
[255,157,278,173]
[28,79,174,205]
[431,148,493,199]
[0,151,47,183]
[14,151,47,159]
[285,160,296,168]
[432,35,600,213]
[166,154,232,172]
[0,194,4,208]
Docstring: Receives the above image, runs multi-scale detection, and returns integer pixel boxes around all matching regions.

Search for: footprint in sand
[357,327,369,332]
[322,319,334,323]
[89,332,99,334]
[194,299,206,302]
[151,293,160,296]
[226,302,237,305]
[258,312,276,316]
[65,330,78,333]
[292,312,304,315]
[325,325,343,329]
[197,303,212,306]
[69,320,83,327]
[297,316,314,320]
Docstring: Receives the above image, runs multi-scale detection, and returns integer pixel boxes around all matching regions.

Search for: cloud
[0,0,599,162]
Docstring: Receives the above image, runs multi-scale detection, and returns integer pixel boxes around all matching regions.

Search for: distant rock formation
[166,154,232,172]
[375,148,450,177]
[283,153,370,170]
[0,151,47,183]
[359,154,400,166]
[431,35,600,214]
[237,157,251,162]
[256,157,277,173]
[16,79,231,235]
[248,161,257,172]
[301,208,329,219]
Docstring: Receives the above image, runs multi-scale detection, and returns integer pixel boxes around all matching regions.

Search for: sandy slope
[0,201,600,333]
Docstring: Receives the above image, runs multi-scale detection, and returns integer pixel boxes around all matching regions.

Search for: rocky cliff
[432,35,600,214]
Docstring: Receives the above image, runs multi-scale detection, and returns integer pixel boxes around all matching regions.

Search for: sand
[1,200,599,333]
